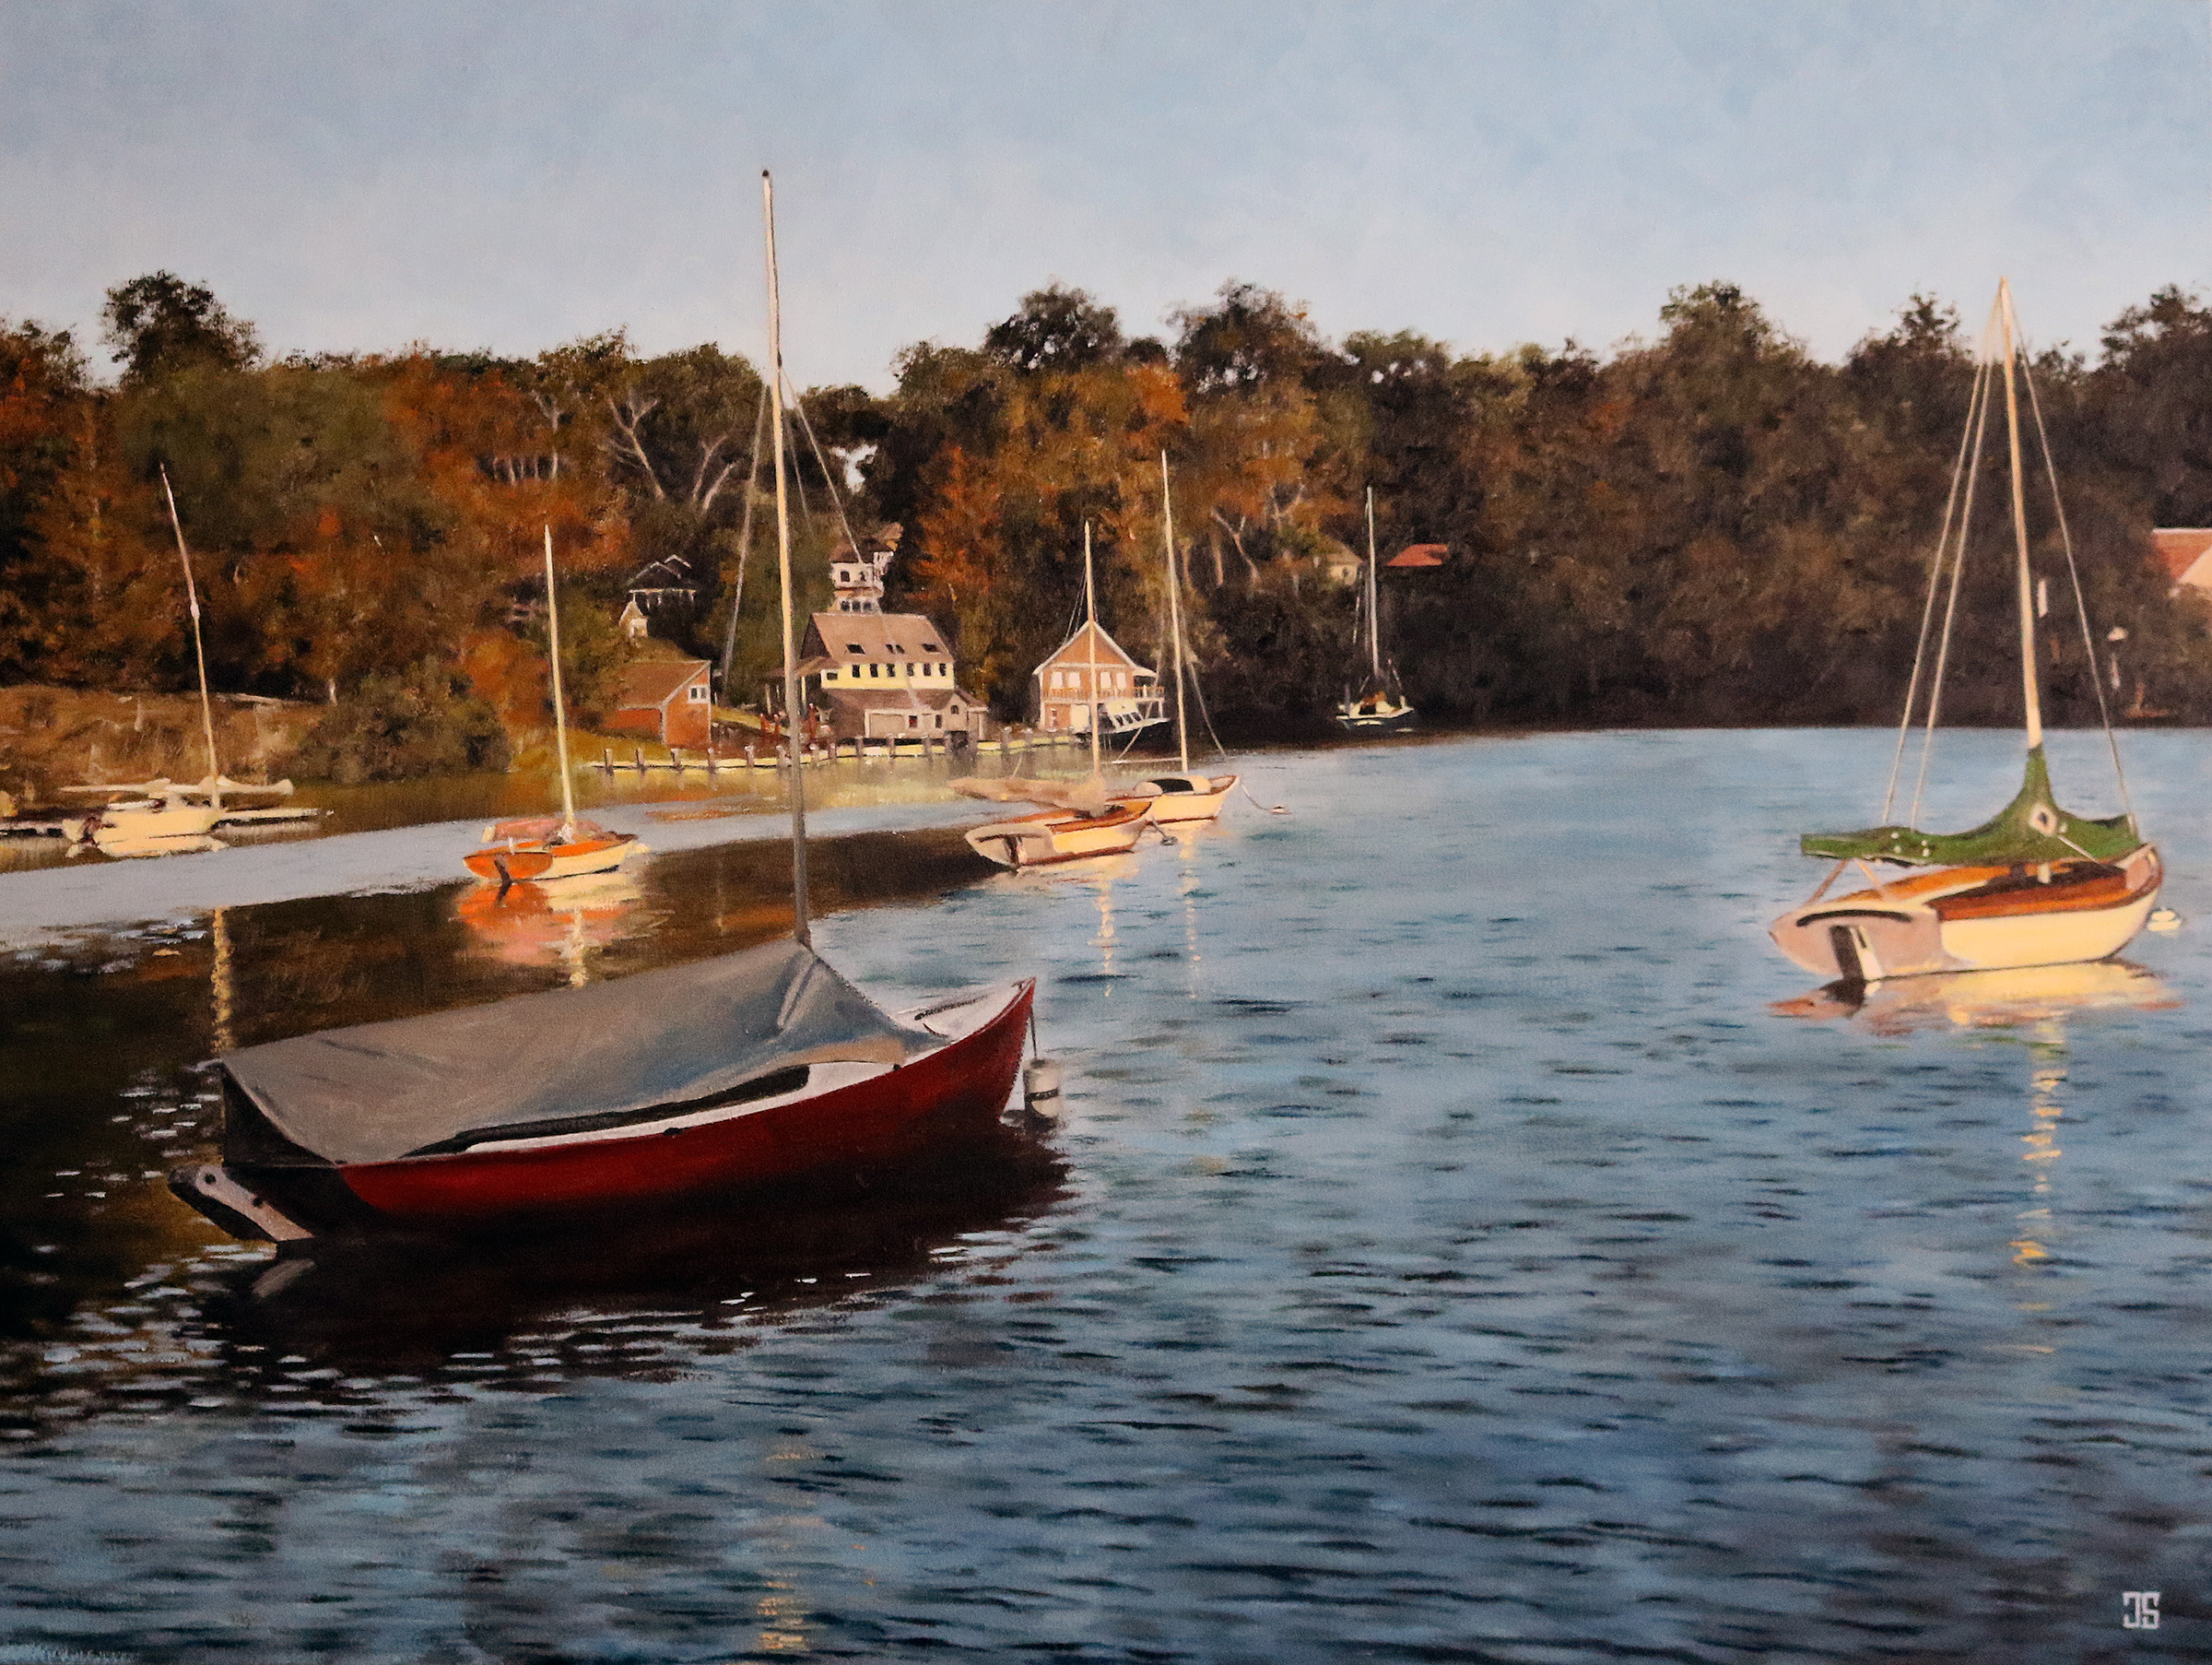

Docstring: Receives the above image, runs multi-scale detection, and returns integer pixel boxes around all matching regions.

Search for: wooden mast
[1996,279,2043,752]
[763,169,810,946]
[719,386,769,701]
[1364,486,1382,683]
[1084,521,1102,781]
[157,465,223,814]
[1160,451,1189,772]
[541,525,578,837]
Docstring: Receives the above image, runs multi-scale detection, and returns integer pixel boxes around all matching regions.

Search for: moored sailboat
[1335,487,1416,735]
[171,171,1037,1243]
[1120,453,1238,822]
[463,527,645,885]
[959,522,1157,868]
[1770,281,2160,984]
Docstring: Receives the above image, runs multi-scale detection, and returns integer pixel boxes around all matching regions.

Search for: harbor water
[0,728,2208,1659]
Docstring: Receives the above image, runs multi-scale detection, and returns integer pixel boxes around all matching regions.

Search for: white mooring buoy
[1022,1057,1065,1119]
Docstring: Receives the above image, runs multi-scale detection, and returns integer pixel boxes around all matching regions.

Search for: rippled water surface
[2,729,2210,1661]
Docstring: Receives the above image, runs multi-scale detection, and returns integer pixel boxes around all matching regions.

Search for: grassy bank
[0,686,319,808]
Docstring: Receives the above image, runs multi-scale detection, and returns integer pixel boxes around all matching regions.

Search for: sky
[1,1,2207,389]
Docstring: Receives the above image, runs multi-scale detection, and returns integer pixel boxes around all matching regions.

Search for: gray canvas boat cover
[221,940,936,1165]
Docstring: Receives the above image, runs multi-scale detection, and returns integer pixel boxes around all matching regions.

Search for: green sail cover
[1802,746,2141,868]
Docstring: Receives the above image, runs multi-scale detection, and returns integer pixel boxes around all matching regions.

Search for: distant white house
[829,524,901,614]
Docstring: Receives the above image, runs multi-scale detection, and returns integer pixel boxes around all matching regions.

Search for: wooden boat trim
[1931,859,2155,923]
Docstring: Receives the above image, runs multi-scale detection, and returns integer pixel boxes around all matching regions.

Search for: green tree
[100,273,261,386]
[982,284,1126,374]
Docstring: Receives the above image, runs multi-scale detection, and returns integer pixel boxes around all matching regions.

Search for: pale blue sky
[2,1,2206,387]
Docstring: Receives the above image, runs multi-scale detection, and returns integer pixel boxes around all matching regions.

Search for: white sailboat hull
[965,802,1152,868]
[1770,847,2162,982]
[1129,773,1236,825]
[1335,700,1416,734]
[84,800,224,853]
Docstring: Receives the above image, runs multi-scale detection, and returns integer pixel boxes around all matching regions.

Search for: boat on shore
[1770,280,2159,983]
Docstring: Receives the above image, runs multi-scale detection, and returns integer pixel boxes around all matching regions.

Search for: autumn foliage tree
[6,266,2212,765]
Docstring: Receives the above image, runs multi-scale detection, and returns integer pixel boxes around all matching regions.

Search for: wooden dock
[584,733,1085,775]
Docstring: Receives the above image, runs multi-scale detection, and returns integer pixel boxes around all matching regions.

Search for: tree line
[4,270,2211,779]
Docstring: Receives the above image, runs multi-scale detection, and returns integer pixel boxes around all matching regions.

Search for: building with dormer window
[797,611,977,741]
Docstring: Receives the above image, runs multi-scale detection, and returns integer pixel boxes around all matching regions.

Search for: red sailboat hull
[192,980,1036,1238]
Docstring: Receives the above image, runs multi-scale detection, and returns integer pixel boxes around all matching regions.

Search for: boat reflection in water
[455,871,656,987]
[1771,958,2174,1036]
[1775,958,2177,1283]
[198,1147,1067,1381]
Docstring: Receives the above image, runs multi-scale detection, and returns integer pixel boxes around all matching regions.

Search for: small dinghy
[962,797,1154,868]
[465,814,643,884]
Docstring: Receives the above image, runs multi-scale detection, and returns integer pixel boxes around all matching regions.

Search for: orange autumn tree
[894,290,1193,714]
[910,445,1013,698]
[379,348,633,726]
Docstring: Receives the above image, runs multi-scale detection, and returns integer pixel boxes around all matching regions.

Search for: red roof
[2153,528,2212,585]
[611,659,710,710]
[1386,543,1447,569]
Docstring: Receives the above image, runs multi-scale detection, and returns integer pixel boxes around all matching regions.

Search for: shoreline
[0,795,1008,950]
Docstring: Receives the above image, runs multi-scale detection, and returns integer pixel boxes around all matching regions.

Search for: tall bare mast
[542,525,578,837]
[1995,279,2043,752]
[1084,521,1102,780]
[1364,486,1382,682]
[763,170,810,946]
[158,465,223,814]
[1160,451,1189,772]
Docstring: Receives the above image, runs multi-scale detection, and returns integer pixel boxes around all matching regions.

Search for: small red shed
[606,659,713,748]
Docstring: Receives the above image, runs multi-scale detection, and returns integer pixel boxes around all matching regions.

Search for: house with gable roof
[1031,620,1165,736]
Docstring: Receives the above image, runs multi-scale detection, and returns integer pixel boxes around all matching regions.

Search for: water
[0,728,2208,1660]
